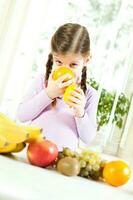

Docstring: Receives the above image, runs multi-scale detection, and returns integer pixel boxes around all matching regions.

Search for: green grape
[85,164,92,172]
[79,160,86,168]
[82,150,101,158]
[89,170,101,180]
[88,156,96,165]
[83,155,91,162]
[79,169,89,177]
[58,152,65,159]
[63,147,74,157]
[92,164,100,171]
[73,152,80,159]
[95,157,102,164]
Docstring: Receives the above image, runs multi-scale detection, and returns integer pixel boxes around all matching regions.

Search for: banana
[0,123,29,143]
[23,126,43,143]
[12,142,26,153]
[0,134,9,148]
[0,113,42,146]
[0,142,26,153]
[0,113,29,143]
[0,143,17,153]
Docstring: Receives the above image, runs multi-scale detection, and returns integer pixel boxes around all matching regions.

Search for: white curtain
[0,0,51,118]
[0,0,31,103]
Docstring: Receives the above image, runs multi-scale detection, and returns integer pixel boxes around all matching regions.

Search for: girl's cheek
[73,69,82,83]
[51,64,60,72]
[76,76,81,84]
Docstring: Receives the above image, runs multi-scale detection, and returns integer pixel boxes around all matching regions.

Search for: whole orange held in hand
[63,83,77,105]
[103,160,131,187]
[52,66,75,81]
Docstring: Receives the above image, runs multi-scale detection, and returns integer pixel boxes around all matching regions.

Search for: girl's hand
[45,73,74,99]
[68,88,86,118]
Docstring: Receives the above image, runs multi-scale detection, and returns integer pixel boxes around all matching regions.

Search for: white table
[0,149,132,200]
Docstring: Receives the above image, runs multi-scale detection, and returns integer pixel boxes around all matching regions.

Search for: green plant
[113,93,130,129]
[88,78,130,130]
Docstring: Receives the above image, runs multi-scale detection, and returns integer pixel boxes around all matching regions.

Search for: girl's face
[52,53,90,84]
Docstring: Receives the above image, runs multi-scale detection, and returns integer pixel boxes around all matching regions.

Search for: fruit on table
[24,126,43,143]
[0,134,8,148]
[0,142,26,153]
[12,142,26,153]
[103,160,131,187]
[63,83,77,104]
[57,157,80,176]
[0,113,29,145]
[53,147,107,180]
[0,122,28,144]
[0,112,42,148]
[27,138,58,167]
[52,66,75,81]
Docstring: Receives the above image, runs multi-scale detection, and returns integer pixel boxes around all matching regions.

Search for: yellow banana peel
[0,113,43,147]
[23,126,43,143]
[0,142,26,153]
[12,142,26,153]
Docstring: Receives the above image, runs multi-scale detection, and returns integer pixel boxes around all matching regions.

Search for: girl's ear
[84,54,91,65]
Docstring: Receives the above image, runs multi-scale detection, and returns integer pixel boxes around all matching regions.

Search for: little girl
[17,23,99,151]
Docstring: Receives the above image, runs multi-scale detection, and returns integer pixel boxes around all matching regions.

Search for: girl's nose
[64,65,71,69]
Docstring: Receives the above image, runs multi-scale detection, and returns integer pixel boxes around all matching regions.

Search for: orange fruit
[103,160,131,187]
[52,66,75,81]
[63,83,77,104]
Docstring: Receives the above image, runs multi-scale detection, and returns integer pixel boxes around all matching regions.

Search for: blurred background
[0,0,133,167]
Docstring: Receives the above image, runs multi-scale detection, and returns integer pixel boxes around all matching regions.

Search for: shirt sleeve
[16,75,53,122]
[75,87,99,145]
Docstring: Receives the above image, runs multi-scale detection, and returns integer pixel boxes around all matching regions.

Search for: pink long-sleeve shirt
[17,74,98,151]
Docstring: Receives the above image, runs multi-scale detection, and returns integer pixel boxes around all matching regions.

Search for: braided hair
[45,53,53,85]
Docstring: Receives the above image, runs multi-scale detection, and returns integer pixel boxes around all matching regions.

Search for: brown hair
[45,23,90,106]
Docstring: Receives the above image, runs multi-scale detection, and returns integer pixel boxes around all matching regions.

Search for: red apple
[27,138,58,167]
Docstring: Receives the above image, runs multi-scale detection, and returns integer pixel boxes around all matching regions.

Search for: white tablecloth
[0,149,132,200]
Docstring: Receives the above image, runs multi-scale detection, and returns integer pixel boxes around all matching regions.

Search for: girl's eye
[70,63,78,68]
[55,60,62,65]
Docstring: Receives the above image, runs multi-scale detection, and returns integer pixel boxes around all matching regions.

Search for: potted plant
[88,78,130,131]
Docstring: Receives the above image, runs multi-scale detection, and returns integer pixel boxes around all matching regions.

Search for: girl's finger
[70,91,83,100]
[75,87,84,95]
[60,79,74,88]
[68,101,80,109]
[68,95,81,105]
[57,74,72,83]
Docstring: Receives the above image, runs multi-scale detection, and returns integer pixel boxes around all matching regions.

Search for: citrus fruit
[63,83,77,104]
[52,66,74,81]
[103,160,131,187]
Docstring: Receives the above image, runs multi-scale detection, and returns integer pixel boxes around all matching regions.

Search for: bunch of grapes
[53,147,107,181]
[77,150,107,180]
